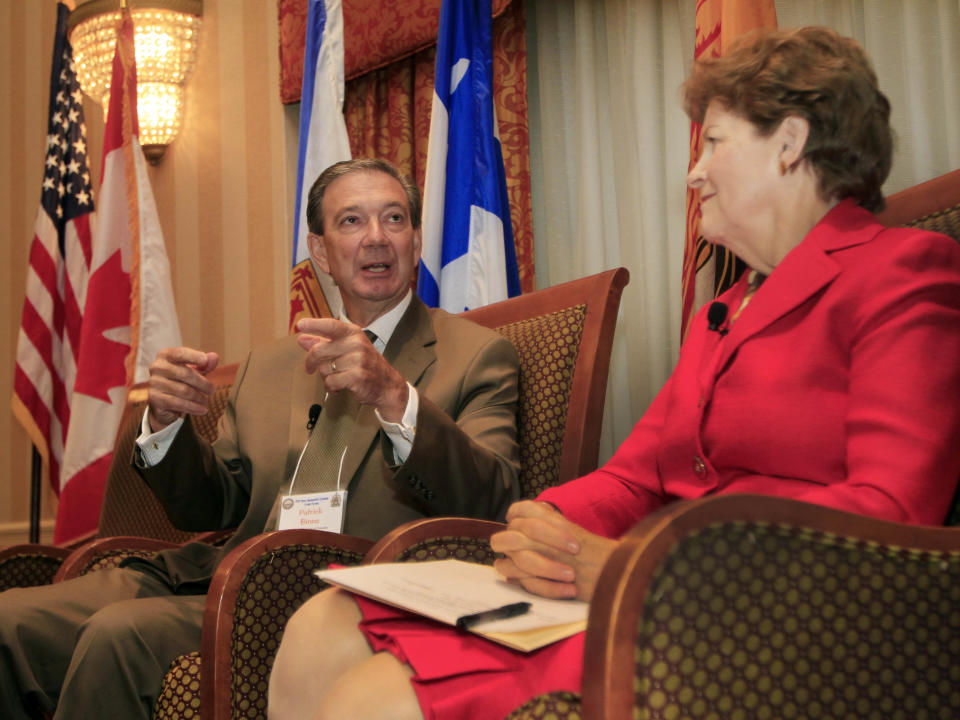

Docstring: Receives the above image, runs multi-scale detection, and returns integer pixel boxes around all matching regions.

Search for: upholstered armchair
[0,364,238,592]
[154,267,629,720]
[505,494,960,720]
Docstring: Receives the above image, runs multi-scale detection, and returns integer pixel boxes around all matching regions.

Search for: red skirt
[355,594,584,720]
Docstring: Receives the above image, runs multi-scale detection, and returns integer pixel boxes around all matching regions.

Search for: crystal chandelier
[68,0,203,164]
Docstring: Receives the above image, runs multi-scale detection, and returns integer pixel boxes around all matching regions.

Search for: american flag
[11,3,95,498]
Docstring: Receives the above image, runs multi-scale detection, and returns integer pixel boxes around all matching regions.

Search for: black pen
[456,601,531,630]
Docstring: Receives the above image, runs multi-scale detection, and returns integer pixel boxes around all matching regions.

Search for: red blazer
[542,200,960,537]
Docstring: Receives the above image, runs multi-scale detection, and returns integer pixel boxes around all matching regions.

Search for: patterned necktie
[289,328,378,493]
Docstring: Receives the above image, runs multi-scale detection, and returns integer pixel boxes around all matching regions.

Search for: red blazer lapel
[705,200,883,390]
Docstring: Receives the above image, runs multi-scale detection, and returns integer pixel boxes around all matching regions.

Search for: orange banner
[681,0,777,339]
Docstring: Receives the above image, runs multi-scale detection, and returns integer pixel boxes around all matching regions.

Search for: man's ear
[307,232,330,274]
[776,115,811,172]
[411,228,423,269]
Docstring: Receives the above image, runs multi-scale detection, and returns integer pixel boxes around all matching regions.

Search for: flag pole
[30,446,41,543]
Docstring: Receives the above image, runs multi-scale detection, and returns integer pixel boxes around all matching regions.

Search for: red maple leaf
[73,249,131,403]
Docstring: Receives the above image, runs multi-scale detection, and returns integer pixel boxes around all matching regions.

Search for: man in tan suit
[0,159,520,720]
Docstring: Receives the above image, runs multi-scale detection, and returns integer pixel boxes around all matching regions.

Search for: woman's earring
[779,160,788,176]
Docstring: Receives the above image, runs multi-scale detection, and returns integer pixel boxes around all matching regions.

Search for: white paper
[315,559,588,633]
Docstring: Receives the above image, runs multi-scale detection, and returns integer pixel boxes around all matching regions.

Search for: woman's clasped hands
[490,500,617,602]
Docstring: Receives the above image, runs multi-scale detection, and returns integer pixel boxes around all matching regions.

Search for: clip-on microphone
[306,403,322,430]
[707,301,729,336]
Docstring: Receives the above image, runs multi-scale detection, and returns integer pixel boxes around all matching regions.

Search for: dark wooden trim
[53,536,179,581]
[582,494,960,719]
[877,168,960,227]
[0,543,73,566]
[202,529,374,720]
[364,517,505,563]
[464,267,630,483]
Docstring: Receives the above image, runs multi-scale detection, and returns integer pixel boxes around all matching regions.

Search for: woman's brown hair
[682,26,893,212]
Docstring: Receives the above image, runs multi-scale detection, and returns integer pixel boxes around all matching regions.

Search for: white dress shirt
[136,291,420,466]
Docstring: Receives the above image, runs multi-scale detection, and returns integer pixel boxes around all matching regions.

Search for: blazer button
[692,455,706,475]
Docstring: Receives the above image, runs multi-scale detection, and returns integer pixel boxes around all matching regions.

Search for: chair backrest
[363,517,504,565]
[583,494,960,719]
[463,267,629,498]
[878,168,960,525]
[95,363,238,540]
[876,167,960,235]
[361,269,630,567]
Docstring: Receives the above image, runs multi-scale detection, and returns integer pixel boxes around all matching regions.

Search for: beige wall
[1,0,294,543]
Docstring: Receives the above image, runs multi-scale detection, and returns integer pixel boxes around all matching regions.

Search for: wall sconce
[68,0,203,164]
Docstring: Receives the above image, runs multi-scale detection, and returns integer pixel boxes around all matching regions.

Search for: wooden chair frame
[201,530,375,716]
[463,267,629,482]
[198,267,629,720]
[364,517,505,563]
[582,494,960,719]
[876,167,960,227]
[0,364,239,592]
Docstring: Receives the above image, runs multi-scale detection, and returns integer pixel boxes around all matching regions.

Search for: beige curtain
[527,0,960,463]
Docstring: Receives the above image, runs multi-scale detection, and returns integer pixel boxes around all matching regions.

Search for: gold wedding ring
[330,359,338,372]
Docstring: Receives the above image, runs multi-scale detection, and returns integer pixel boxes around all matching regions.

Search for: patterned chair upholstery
[573,495,960,719]
[168,268,629,720]
[0,364,237,591]
[462,267,630,495]
[175,531,375,720]
[508,692,584,720]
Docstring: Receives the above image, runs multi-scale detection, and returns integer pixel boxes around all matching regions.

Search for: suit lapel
[706,201,881,382]
[718,246,837,357]
[337,297,438,485]
[384,297,437,386]
[286,358,327,481]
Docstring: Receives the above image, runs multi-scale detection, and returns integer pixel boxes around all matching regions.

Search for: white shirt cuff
[375,382,418,463]
[135,409,184,467]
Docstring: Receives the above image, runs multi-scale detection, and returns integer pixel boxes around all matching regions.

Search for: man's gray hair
[305,158,422,235]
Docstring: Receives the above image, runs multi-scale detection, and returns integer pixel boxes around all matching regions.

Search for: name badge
[277,490,347,533]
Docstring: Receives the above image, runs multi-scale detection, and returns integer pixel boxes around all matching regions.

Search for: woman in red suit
[268,26,960,720]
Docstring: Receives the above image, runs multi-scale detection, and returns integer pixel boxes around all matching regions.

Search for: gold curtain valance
[278,0,513,103]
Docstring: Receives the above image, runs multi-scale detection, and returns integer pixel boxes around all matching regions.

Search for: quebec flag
[289,0,351,326]
[418,0,521,312]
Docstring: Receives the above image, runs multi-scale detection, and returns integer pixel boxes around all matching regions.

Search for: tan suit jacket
[135,297,520,589]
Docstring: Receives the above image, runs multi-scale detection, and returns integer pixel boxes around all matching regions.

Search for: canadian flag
[56,9,181,542]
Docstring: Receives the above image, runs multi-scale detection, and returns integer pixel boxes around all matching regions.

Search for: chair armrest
[0,544,74,591]
[53,536,181,582]
[201,529,373,720]
[582,494,960,719]
[60,529,98,549]
[364,517,506,564]
[191,528,237,547]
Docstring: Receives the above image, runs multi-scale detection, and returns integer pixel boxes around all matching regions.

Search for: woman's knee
[286,587,362,636]
[269,589,370,720]
[275,588,367,673]
[315,653,422,720]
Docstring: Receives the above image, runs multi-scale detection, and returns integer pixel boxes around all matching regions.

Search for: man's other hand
[147,347,220,431]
